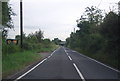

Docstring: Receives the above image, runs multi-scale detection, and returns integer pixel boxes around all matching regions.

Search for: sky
[8,0,119,41]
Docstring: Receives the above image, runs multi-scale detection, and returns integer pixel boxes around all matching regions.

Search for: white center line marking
[68,56,72,61]
[64,49,68,56]
[73,63,86,81]
[64,47,86,80]
[66,53,68,56]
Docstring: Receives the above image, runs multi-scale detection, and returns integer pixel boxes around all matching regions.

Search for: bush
[2,39,20,54]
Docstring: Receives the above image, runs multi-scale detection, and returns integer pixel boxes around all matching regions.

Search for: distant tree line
[66,6,119,69]
[1,2,56,55]
[52,38,62,45]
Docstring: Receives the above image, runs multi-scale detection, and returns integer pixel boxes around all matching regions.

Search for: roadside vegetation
[2,31,58,78]
[2,51,41,78]
[1,2,58,78]
[66,6,119,69]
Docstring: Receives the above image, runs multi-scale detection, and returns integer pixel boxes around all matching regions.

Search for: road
[15,47,119,81]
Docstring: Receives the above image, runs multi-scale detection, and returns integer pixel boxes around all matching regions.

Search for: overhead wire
[97,0,102,8]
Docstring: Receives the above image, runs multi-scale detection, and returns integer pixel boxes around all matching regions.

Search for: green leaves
[2,2,16,38]
[2,2,16,28]
[66,6,119,69]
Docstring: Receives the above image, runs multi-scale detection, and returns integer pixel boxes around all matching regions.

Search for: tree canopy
[1,1,16,38]
[66,6,119,69]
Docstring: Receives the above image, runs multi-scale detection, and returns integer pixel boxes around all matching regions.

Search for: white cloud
[8,0,119,41]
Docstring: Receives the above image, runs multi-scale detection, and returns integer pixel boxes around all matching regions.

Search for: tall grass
[2,51,41,78]
[74,48,119,70]
[2,38,59,78]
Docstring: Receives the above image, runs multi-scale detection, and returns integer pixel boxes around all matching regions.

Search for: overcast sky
[8,0,119,41]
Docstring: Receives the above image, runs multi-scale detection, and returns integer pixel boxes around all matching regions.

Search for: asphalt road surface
[15,47,119,81]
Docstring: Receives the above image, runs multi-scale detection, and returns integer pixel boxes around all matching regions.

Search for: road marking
[14,48,59,81]
[73,63,86,81]
[68,56,72,61]
[72,51,76,52]
[86,56,120,72]
[63,48,69,56]
[64,49,67,53]
[50,47,60,56]
[47,56,51,59]
[64,47,85,80]
[66,53,68,56]
[14,59,46,81]
[73,51,120,72]
[51,51,55,56]
[50,48,57,56]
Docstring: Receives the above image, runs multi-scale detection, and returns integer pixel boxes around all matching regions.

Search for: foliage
[2,29,55,55]
[100,12,119,54]
[2,29,58,78]
[52,38,61,45]
[35,29,44,42]
[2,50,41,78]
[1,1,58,78]
[2,2,16,38]
[66,6,119,69]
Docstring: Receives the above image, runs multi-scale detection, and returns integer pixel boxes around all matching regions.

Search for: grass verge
[73,48,119,70]
[36,44,59,53]
[2,50,41,78]
[2,45,59,78]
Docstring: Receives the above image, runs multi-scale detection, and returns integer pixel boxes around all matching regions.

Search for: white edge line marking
[51,51,55,56]
[68,56,72,61]
[48,56,51,58]
[74,51,120,72]
[73,63,86,81]
[50,48,57,56]
[14,59,46,81]
[72,51,76,52]
[14,48,59,81]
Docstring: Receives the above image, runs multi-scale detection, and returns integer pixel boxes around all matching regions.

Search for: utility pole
[20,0,23,48]
[118,1,120,16]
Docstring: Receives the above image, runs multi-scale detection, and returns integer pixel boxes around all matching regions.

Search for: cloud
[8,0,119,40]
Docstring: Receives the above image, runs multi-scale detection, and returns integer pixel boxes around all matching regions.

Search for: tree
[77,6,104,34]
[100,12,119,53]
[1,2,16,38]
[83,6,103,24]
[15,33,26,40]
[66,6,104,52]
[66,7,119,68]
[35,29,44,42]
[52,38,61,45]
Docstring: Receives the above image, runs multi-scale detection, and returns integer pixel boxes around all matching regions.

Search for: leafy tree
[100,12,119,54]
[2,2,16,38]
[15,33,26,40]
[83,6,103,24]
[43,39,51,48]
[52,38,61,45]
[66,6,119,68]
[35,29,44,42]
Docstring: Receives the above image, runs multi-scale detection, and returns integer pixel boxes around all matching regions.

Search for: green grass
[2,50,41,78]
[2,44,59,78]
[74,48,119,70]
[36,44,59,53]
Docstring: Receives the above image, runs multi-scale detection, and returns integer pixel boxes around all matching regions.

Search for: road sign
[6,39,18,45]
